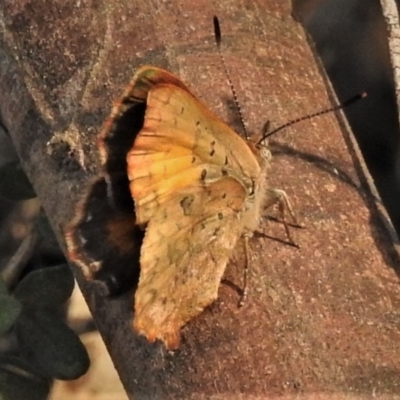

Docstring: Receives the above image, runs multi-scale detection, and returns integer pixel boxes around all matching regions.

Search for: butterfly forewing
[127,83,262,224]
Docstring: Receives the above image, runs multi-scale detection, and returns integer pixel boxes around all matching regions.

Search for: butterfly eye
[259,144,271,162]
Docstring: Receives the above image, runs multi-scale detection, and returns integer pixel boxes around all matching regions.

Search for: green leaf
[0,161,36,201]
[15,307,90,380]
[0,278,21,337]
[14,264,75,307]
[0,355,50,400]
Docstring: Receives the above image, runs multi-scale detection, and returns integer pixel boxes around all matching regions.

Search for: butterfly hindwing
[134,177,246,349]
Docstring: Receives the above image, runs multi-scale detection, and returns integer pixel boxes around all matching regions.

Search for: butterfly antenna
[259,92,367,143]
[213,16,249,140]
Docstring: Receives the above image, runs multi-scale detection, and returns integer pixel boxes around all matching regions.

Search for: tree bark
[1,0,400,398]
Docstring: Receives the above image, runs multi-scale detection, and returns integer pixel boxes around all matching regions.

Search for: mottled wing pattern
[127,83,260,225]
[134,177,246,349]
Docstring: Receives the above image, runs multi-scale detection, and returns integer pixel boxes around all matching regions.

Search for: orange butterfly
[120,65,295,348]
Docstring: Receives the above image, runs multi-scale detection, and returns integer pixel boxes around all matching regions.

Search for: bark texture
[1,0,400,398]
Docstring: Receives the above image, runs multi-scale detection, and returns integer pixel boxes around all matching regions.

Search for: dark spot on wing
[201,169,207,180]
[213,226,222,236]
[180,195,195,215]
[209,140,216,157]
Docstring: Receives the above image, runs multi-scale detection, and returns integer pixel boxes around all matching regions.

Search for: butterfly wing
[134,177,246,349]
[121,66,193,104]
[127,83,261,224]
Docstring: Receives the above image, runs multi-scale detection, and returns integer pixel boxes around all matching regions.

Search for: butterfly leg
[239,233,252,307]
[265,188,299,246]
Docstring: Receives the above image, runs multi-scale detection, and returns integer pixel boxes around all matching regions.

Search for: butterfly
[107,61,297,349]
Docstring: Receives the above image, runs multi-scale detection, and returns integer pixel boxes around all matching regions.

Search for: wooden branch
[1,0,400,398]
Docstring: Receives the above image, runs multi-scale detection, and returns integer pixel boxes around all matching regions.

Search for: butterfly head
[257,139,272,164]
[250,120,272,167]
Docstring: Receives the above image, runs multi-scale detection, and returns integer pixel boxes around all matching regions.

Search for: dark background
[293,0,400,235]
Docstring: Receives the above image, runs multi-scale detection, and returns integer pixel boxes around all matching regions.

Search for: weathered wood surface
[1,0,400,398]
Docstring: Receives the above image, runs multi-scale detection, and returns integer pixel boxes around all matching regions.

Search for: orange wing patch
[128,83,260,225]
